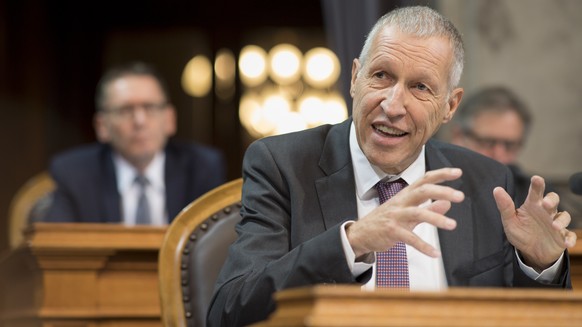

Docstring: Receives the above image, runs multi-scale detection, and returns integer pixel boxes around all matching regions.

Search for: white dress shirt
[113,152,168,226]
[340,122,562,290]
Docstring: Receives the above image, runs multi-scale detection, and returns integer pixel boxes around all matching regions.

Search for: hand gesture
[346,168,464,258]
[493,175,577,271]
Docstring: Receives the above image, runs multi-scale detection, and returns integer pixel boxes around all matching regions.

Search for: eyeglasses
[102,102,168,120]
[462,129,522,153]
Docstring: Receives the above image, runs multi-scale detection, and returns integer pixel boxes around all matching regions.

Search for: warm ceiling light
[182,55,212,97]
[254,92,291,136]
[215,48,236,83]
[239,45,268,87]
[268,43,302,85]
[239,92,264,138]
[323,92,348,124]
[215,48,236,100]
[303,47,340,89]
[262,93,291,122]
[274,111,307,135]
[297,92,326,127]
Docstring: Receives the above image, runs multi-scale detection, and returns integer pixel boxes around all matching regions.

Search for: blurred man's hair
[95,61,171,112]
[454,86,532,136]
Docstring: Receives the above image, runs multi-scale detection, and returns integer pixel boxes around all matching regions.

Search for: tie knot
[375,178,407,204]
[135,174,149,187]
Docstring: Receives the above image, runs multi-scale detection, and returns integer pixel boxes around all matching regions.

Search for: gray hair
[454,86,532,136]
[358,6,464,90]
[95,61,170,112]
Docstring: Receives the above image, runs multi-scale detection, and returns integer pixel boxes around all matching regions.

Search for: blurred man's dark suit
[44,141,226,223]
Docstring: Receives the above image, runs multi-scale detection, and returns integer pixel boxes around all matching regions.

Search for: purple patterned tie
[375,178,409,288]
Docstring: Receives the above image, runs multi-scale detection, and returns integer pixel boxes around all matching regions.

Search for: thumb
[493,186,516,220]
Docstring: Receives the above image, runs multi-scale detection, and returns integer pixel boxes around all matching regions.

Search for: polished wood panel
[255,285,582,327]
[0,223,166,327]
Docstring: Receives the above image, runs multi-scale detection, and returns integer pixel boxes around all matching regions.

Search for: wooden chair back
[8,171,55,248]
[158,178,243,327]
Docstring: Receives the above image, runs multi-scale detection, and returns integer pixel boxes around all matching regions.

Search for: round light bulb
[268,43,302,85]
[239,45,268,87]
[182,55,212,97]
[303,47,340,89]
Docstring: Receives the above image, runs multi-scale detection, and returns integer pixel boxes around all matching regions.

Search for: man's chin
[367,149,415,175]
[122,151,156,169]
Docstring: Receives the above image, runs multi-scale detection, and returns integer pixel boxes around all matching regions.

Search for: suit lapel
[425,140,474,286]
[101,146,122,223]
[315,120,358,229]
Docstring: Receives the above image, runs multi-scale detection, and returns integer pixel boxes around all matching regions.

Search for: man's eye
[142,103,156,112]
[373,72,386,79]
[118,106,133,115]
[415,83,428,91]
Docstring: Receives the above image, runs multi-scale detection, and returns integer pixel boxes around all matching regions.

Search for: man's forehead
[369,28,452,69]
[105,76,164,99]
[374,25,452,53]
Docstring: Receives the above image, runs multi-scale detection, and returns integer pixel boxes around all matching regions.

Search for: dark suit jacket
[44,141,226,223]
[207,119,571,327]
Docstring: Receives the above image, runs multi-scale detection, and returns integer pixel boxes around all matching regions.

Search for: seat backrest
[158,178,243,327]
[8,171,55,248]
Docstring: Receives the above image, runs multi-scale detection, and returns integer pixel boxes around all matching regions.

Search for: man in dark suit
[207,6,576,327]
[44,62,226,225]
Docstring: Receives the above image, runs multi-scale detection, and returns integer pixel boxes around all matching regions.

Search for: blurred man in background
[44,61,226,225]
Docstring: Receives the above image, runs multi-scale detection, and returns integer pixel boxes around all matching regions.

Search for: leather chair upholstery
[159,178,242,327]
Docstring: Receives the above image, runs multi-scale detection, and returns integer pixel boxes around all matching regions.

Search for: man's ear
[443,87,464,123]
[94,113,110,142]
[349,58,361,98]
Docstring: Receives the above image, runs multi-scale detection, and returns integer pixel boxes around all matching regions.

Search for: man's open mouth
[373,124,407,137]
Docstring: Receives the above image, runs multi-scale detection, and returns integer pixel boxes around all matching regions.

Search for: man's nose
[380,84,407,117]
[131,106,148,124]
[491,143,512,164]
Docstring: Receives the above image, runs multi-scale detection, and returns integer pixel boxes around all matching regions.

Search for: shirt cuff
[340,220,374,277]
[516,249,565,284]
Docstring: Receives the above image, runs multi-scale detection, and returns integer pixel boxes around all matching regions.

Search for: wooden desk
[1,226,581,327]
[0,223,166,327]
[256,285,582,327]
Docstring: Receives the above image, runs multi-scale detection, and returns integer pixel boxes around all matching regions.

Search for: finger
[425,199,452,215]
[493,186,516,220]
[402,207,457,231]
[552,211,572,230]
[416,168,463,186]
[404,183,464,207]
[564,230,577,248]
[527,175,546,203]
[542,192,560,215]
[399,230,442,258]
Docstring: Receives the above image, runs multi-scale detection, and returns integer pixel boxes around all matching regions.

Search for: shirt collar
[113,151,166,193]
[349,122,426,200]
